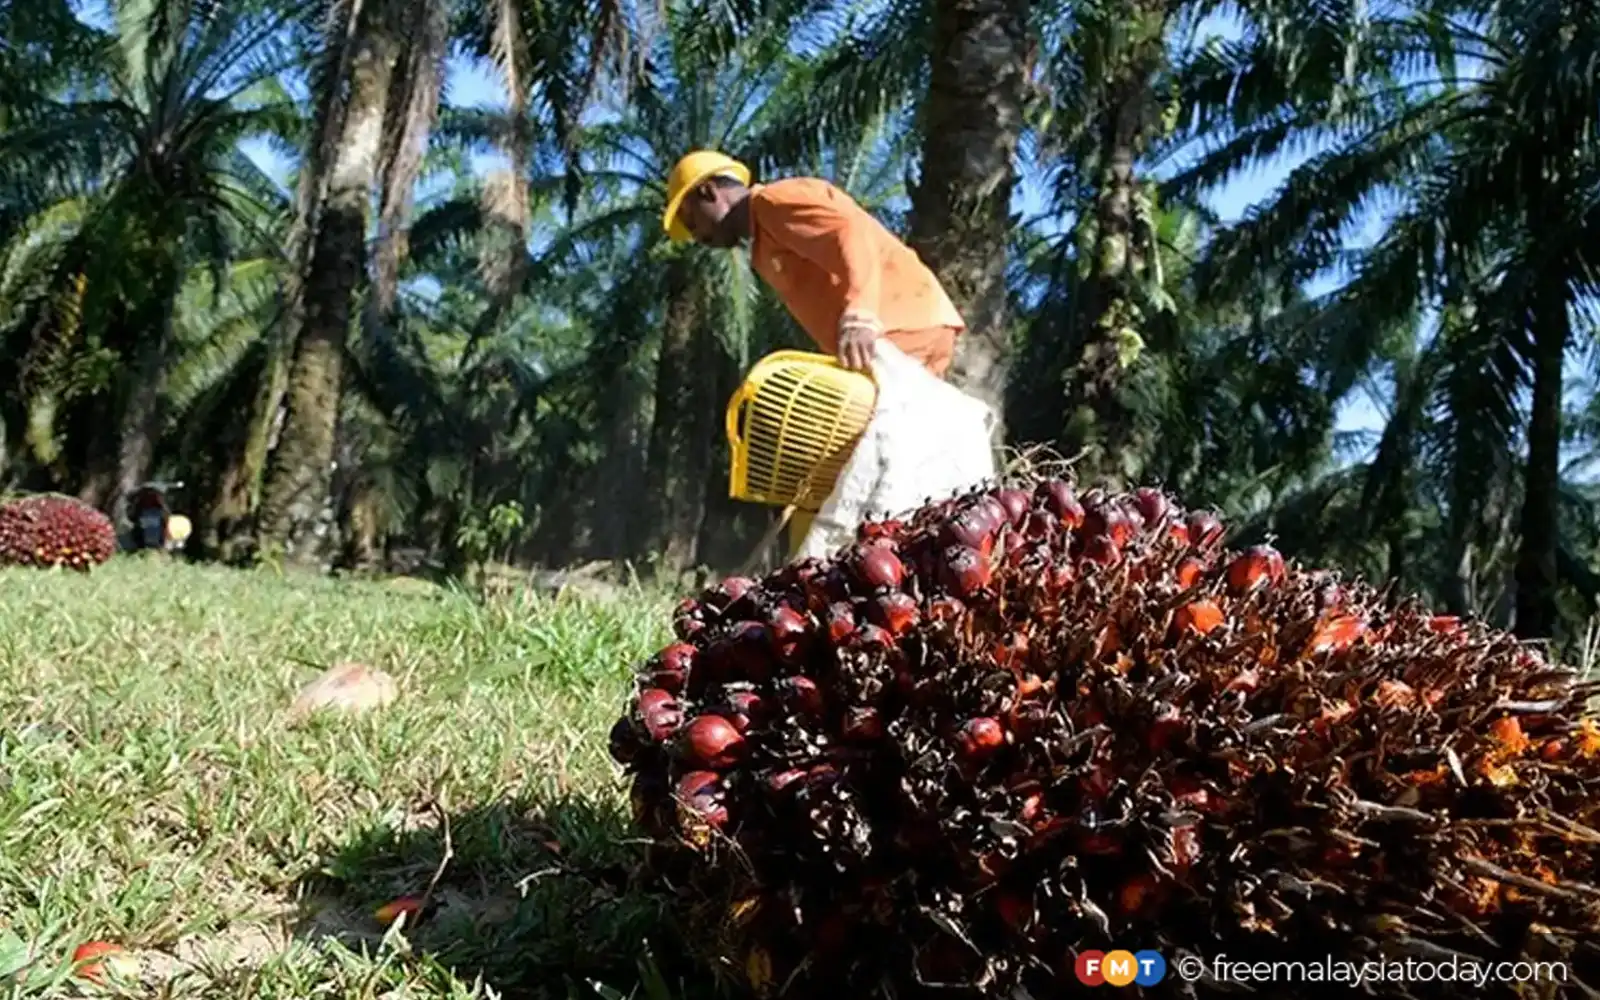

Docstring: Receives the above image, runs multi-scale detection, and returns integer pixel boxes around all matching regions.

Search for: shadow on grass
[289,792,724,1000]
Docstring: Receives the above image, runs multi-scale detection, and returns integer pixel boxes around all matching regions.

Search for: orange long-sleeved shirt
[748,178,965,375]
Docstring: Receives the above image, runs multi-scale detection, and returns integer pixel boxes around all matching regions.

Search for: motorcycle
[125,481,187,552]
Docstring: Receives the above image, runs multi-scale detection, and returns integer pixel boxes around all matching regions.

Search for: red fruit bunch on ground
[609,475,1600,999]
[0,494,116,571]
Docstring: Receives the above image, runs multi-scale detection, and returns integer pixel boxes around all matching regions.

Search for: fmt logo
[1074,950,1167,987]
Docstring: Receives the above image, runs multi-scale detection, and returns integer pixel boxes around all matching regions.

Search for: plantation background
[7,0,1600,650]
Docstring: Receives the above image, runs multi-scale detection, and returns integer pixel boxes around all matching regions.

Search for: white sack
[795,339,999,561]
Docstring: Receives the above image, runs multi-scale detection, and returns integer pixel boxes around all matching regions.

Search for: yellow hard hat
[662,150,751,242]
[166,514,192,543]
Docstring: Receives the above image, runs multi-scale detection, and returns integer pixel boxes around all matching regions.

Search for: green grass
[0,557,706,999]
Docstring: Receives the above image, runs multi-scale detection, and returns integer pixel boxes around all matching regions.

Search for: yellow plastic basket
[726,350,878,510]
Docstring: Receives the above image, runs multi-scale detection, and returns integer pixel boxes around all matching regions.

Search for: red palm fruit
[786,556,824,584]
[926,595,966,622]
[764,768,808,795]
[1147,705,1187,752]
[801,571,833,612]
[723,691,765,732]
[638,688,682,742]
[858,518,903,542]
[853,546,905,591]
[777,675,825,717]
[682,714,744,767]
[1226,544,1285,594]
[842,706,884,741]
[825,602,857,644]
[1173,599,1224,636]
[708,576,756,607]
[1112,503,1141,543]
[956,717,1006,759]
[1082,535,1120,567]
[766,606,810,662]
[1082,505,1137,547]
[853,623,893,650]
[1491,716,1532,754]
[1133,487,1169,525]
[1036,480,1085,528]
[374,895,425,926]
[994,488,1031,526]
[646,642,696,693]
[674,771,728,828]
[672,599,706,640]
[1186,510,1225,546]
[1428,615,1462,634]
[71,941,135,984]
[993,632,1029,670]
[972,495,1009,532]
[870,592,920,637]
[1019,510,1054,541]
[940,545,992,598]
[1174,556,1205,589]
[1308,613,1366,654]
[942,506,998,551]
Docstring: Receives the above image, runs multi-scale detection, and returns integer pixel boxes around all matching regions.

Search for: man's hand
[837,310,882,371]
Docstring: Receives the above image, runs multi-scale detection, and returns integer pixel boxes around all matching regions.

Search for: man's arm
[752,181,882,319]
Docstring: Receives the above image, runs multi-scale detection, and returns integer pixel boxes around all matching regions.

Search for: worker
[662,150,965,378]
[661,150,969,552]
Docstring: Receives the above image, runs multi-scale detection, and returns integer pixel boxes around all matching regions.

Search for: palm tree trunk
[637,259,704,570]
[907,0,1028,421]
[331,0,446,558]
[211,343,287,560]
[1063,0,1169,488]
[473,0,532,341]
[218,0,362,560]
[111,269,179,534]
[1385,526,1406,589]
[256,0,400,564]
[694,327,750,571]
[371,0,447,319]
[1513,279,1570,640]
[112,347,166,531]
[587,369,647,561]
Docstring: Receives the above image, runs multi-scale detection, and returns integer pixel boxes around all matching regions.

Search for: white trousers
[794,341,1000,560]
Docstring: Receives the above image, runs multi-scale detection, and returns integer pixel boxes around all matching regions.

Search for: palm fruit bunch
[0,494,117,570]
[608,476,1600,999]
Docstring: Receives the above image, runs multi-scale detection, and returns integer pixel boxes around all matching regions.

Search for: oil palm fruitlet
[609,476,1600,998]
